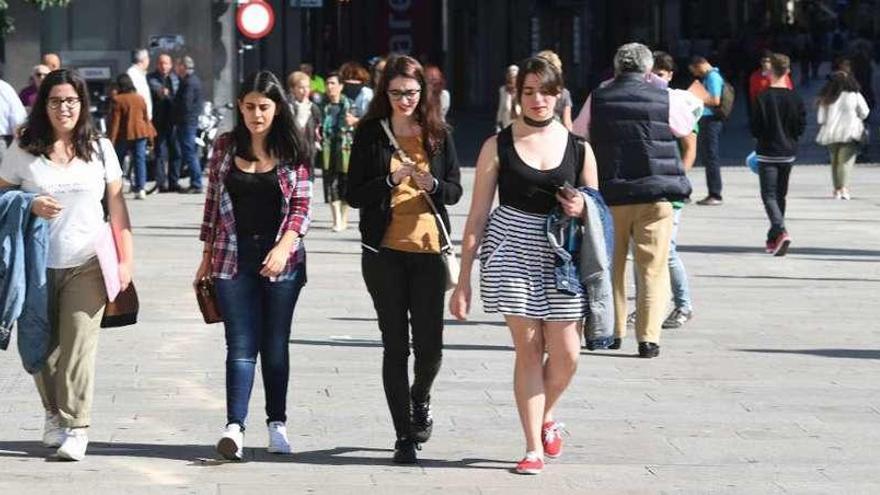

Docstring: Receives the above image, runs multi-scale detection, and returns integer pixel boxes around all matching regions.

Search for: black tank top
[225,165,283,236]
[497,126,583,214]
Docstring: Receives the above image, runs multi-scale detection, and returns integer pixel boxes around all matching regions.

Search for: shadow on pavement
[736,348,880,360]
[679,244,880,257]
[290,338,514,352]
[329,316,507,327]
[0,442,509,470]
[698,274,880,283]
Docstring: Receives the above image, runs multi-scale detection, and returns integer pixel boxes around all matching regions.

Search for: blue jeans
[668,208,692,311]
[698,116,723,199]
[176,123,202,190]
[215,235,306,428]
[154,126,179,189]
[115,138,147,192]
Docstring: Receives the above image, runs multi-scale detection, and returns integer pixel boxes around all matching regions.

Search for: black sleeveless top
[225,164,283,236]
[497,126,583,214]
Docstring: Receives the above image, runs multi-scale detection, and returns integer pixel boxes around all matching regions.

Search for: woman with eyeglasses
[450,57,598,475]
[347,54,462,465]
[0,69,134,461]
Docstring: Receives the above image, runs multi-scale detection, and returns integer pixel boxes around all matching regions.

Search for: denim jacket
[0,189,50,373]
[545,187,615,347]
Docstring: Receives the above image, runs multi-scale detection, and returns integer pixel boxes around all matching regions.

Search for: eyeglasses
[47,97,82,110]
[388,89,421,101]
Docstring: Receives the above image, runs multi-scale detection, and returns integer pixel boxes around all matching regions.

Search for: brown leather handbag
[101,282,139,328]
[196,278,223,324]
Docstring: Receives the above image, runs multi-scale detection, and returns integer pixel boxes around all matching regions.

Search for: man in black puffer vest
[577,43,698,358]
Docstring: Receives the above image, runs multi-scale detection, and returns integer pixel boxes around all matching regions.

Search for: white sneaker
[267,421,291,454]
[841,190,851,200]
[134,190,147,200]
[42,412,67,448]
[56,428,88,461]
[216,423,244,461]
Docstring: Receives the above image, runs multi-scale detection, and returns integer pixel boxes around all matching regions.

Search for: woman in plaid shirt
[195,71,311,461]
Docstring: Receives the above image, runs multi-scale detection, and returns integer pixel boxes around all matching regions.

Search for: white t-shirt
[0,138,123,268]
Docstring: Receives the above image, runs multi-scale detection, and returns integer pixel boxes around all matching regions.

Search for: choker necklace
[523,115,553,128]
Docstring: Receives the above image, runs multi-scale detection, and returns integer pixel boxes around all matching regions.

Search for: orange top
[381,135,441,254]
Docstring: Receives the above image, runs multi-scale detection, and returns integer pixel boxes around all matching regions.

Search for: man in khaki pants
[576,43,698,358]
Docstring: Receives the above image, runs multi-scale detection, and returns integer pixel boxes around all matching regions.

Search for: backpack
[717,80,735,120]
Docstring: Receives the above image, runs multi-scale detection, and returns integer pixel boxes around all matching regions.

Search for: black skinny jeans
[362,248,445,439]
[758,162,793,241]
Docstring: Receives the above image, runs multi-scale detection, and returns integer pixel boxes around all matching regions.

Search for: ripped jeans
[215,235,306,429]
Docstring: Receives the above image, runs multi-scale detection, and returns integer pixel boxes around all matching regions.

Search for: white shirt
[126,64,153,121]
[816,91,870,146]
[0,79,27,136]
[0,138,124,268]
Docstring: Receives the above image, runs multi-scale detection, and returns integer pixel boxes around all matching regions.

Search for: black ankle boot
[411,398,433,444]
[393,437,418,464]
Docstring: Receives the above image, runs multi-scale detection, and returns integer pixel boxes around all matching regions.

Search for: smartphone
[558,181,578,200]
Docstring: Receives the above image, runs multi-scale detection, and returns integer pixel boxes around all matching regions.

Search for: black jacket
[147,70,178,132]
[173,73,203,126]
[590,73,691,205]
[750,87,806,159]
[346,119,463,252]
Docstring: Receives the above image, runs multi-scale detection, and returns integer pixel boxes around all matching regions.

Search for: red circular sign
[236,1,276,40]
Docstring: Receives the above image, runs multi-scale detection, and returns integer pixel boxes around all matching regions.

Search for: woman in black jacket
[346,54,462,465]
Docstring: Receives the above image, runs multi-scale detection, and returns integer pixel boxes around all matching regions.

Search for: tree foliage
[1,0,72,37]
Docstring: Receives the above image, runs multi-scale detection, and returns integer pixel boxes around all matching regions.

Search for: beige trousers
[610,202,674,344]
[34,257,106,428]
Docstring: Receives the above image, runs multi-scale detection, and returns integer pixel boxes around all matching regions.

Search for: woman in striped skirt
[450,57,599,475]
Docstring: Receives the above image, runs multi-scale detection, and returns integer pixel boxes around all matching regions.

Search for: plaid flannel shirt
[200,133,312,281]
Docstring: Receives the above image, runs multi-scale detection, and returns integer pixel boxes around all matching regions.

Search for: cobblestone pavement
[1,165,879,494]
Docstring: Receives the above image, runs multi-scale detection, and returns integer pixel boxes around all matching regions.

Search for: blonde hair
[287,71,310,90]
[536,50,562,72]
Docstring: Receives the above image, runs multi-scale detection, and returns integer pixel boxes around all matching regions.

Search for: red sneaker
[542,421,564,458]
[769,232,791,257]
[515,452,544,475]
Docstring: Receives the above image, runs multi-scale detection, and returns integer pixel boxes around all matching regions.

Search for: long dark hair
[18,69,98,160]
[818,70,862,107]
[233,71,305,165]
[362,54,446,155]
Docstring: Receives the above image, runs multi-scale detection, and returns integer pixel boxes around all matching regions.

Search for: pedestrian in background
[41,53,61,71]
[0,73,27,162]
[816,70,869,200]
[320,72,353,230]
[173,56,204,194]
[652,51,702,330]
[495,64,520,132]
[451,56,597,475]
[535,50,573,130]
[196,71,311,461]
[109,73,156,200]
[689,56,727,206]
[424,64,450,122]
[287,71,322,181]
[19,65,51,110]
[339,61,374,127]
[147,53,180,192]
[125,49,153,124]
[347,54,462,465]
[749,53,806,256]
[584,43,697,357]
[0,69,134,461]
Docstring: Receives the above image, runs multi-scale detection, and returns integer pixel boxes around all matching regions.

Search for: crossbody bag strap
[379,119,454,253]
[96,138,109,222]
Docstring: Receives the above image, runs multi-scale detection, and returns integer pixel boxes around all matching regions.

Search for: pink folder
[95,222,121,302]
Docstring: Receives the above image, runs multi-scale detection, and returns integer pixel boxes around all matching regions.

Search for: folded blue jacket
[0,189,50,373]
[545,187,615,348]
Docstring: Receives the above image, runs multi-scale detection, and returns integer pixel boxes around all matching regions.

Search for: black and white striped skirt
[479,205,588,321]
